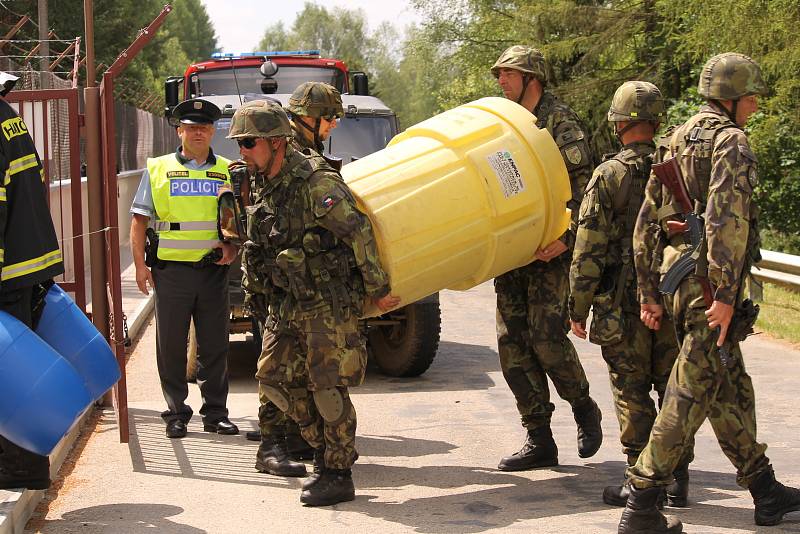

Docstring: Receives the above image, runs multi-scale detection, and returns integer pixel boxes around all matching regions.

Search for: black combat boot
[300,468,355,507]
[666,465,690,507]
[286,432,315,461]
[604,479,665,509]
[0,439,50,491]
[618,485,682,533]
[749,467,800,526]
[255,436,307,477]
[302,448,325,490]
[497,427,558,471]
[573,397,603,458]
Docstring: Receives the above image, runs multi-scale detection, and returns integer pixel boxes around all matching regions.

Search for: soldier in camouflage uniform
[229,100,399,506]
[619,53,800,533]
[490,45,603,470]
[242,83,345,465]
[568,81,693,508]
[288,81,344,158]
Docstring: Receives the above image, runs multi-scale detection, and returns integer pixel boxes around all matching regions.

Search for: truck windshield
[195,66,345,96]
[326,115,397,164]
[209,114,398,164]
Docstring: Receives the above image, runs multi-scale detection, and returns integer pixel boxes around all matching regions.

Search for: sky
[199,0,423,53]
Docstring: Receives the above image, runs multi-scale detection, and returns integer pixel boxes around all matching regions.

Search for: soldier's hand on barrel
[374,294,401,312]
[570,319,587,339]
[215,241,238,265]
[535,239,568,262]
[640,303,663,330]
[135,264,154,296]
[705,300,734,346]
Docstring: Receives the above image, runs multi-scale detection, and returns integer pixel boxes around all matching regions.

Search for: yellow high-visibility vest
[148,154,231,262]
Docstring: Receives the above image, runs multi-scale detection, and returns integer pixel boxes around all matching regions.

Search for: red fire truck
[165,51,441,378]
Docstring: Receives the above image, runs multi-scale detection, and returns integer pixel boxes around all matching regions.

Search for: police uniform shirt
[130,146,220,218]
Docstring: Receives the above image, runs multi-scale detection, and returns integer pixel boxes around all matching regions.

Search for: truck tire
[186,319,199,382]
[368,301,441,377]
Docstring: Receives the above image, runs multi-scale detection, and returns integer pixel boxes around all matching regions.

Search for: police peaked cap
[172,98,221,125]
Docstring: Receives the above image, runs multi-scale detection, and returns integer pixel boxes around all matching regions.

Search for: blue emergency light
[211,50,321,59]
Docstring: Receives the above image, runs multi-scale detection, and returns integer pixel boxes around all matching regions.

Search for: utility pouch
[589,289,626,346]
[276,248,316,302]
[728,298,760,344]
[144,227,159,268]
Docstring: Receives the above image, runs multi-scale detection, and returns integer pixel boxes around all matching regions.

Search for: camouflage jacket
[633,105,759,306]
[243,144,390,321]
[533,91,594,253]
[290,120,323,154]
[569,141,654,322]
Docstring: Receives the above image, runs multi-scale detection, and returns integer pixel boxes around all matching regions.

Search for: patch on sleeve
[565,145,583,165]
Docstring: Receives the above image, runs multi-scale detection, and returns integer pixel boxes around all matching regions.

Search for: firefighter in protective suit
[231,99,399,506]
[0,72,64,491]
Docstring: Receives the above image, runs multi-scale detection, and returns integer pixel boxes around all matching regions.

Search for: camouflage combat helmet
[288,82,344,119]
[227,99,292,139]
[607,81,665,123]
[698,52,767,100]
[491,45,548,84]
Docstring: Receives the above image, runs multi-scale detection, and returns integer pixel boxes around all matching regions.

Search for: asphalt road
[26,282,800,533]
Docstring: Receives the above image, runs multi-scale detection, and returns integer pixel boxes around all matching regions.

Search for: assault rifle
[652,156,733,367]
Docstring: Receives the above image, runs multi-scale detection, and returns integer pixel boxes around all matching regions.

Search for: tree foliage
[3,0,217,107]
[408,0,800,250]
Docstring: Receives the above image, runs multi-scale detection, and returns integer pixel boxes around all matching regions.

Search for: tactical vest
[602,147,652,311]
[0,100,64,290]
[248,149,362,320]
[656,109,760,278]
[148,153,231,262]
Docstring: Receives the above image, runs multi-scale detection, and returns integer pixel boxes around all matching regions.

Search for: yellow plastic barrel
[342,97,572,317]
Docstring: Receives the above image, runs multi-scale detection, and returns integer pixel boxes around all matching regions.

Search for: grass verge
[755,282,800,345]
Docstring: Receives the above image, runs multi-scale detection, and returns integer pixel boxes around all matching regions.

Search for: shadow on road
[225,338,500,395]
[359,340,499,394]
[126,407,295,488]
[343,460,799,533]
[31,503,206,533]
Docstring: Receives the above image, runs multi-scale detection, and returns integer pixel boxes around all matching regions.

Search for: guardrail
[752,249,800,293]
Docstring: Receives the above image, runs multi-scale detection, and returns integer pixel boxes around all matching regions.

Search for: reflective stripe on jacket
[148,153,231,262]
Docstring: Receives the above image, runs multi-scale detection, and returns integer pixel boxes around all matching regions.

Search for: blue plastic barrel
[35,284,121,401]
[0,310,93,455]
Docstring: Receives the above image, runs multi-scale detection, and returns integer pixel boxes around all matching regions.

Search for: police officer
[242,82,345,468]
[230,100,399,506]
[130,98,239,439]
[0,72,64,490]
[620,53,800,533]
[490,45,602,470]
[568,81,692,507]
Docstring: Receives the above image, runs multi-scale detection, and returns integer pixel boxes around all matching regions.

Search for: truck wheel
[368,301,441,377]
[186,319,199,382]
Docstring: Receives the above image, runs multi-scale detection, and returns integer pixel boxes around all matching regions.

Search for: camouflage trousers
[601,311,693,467]
[256,388,302,439]
[495,256,590,430]
[628,277,770,489]
[255,312,366,470]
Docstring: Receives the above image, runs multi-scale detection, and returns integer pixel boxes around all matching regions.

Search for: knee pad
[312,387,348,423]
[262,384,290,412]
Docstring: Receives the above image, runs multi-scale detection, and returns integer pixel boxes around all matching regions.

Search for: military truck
[165,50,441,378]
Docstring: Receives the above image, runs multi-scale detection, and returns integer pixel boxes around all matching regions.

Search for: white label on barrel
[487,150,525,198]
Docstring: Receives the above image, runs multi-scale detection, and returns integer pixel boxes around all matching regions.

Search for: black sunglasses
[237,137,258,149]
